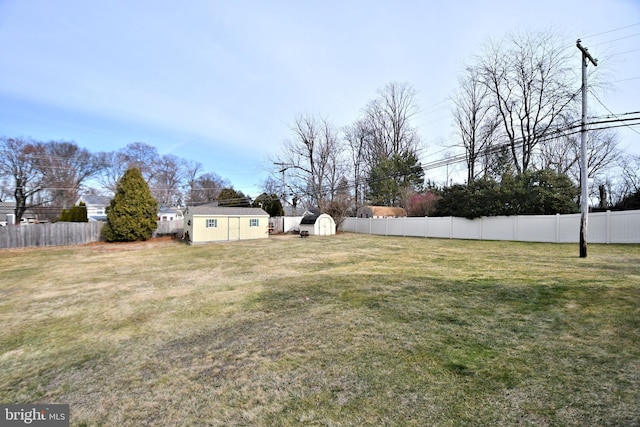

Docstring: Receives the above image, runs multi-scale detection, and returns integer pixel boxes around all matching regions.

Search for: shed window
[206,219,217,228]
[250,218,259,227]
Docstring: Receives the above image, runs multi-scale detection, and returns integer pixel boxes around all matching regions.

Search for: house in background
[0,201,37,225]
[0,202,16,226]
[76,195,111,222]
[183,204,269,244]
[357,206,408,218]
[158,206,183,221]
[299,213,336,236]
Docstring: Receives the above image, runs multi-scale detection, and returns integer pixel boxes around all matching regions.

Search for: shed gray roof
[187,206,269,216]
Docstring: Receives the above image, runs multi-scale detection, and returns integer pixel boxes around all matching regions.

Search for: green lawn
[1,234,638,426]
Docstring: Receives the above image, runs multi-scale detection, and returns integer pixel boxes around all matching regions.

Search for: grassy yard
[1,234,638,426]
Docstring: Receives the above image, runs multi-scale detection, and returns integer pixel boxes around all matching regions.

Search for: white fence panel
[516,215,557,242]
[480,216,515,241]
[557,214,579,243]
[341,209,640,244]
[370,219,388,235]
[404,218,426,237]
[452,218,481,240]
[386,218,405,236]
[588,212,608,244]
[426,217,452,239]
[610,210,640,243]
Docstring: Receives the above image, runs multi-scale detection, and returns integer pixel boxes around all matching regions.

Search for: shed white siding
[299,213,336,236]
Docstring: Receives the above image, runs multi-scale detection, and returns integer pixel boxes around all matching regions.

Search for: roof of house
[0,202,15,215]
[0,201,36,220]
[158,206,183,214]
[77,195,112,206]
[187,206,269,216]
[364,206,408,217]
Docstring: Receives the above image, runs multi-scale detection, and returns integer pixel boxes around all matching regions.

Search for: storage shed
[299,213,336,236]
[183,205,269,244]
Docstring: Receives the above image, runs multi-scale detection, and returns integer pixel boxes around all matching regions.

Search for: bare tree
[618,154,640,198]
[540,127,621,183]
[151,154,186,206]
[0,137,47,223]
[362,82,421,164]
[186,172,228,205]
[452,67,499,183]
[344,119,370,211]
[120,142,160,183]
[36,140,102,220]
[95,150,129,194]
[260,175,282,198]
[478,29,578,174]
[95,142,160,195]
[0,176,10,202]
[278,113,343,211]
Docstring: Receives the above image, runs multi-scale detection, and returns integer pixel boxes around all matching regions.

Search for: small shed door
[318,216,332,235]
[228,217,240,240]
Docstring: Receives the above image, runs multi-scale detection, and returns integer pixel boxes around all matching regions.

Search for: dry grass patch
[1,234,638,426]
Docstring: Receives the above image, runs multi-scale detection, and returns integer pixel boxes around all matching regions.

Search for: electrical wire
[581,22,640,39]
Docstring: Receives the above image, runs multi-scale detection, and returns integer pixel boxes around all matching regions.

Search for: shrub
[101,168,158,242]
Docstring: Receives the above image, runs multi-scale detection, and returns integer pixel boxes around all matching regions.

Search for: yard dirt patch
[82,235,181,251]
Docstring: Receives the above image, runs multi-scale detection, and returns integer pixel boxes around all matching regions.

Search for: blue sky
[1,0,638,196]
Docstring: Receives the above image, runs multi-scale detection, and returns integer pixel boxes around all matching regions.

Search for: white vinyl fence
[342,210,640,244]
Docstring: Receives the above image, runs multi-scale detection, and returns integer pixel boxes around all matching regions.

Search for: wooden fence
[0,220,185,249]
[342,209,640,244]
[0,222,105,249]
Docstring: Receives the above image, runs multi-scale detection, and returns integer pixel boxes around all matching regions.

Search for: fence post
[450,216,454,239]
[556,213,560,243]
[425,216,428,238]
[606,210,611,244]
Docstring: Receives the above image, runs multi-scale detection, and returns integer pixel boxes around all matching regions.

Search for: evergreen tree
[367,151,424,207]
[252,193,284,216]
[433,170,578,218]
[218,188,251,207]
[57,201,88,222]
[101,168,158,242]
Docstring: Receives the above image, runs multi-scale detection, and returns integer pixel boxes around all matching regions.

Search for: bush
[433,170,579,218]
[101,168,158,242]
[58,202,88,222]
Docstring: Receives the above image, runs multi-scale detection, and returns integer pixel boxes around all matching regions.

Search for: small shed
[183,205,269,244]
[299,213,336,236]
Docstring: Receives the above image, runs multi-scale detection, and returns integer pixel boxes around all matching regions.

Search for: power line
[608,48,640,58]
[611,76,640,83]
[592,31,640,47]
[588,91,640,135]
[581,22,640,39]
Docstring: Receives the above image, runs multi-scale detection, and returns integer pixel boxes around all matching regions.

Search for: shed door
[318,216,332,235]
[228,217,240,240]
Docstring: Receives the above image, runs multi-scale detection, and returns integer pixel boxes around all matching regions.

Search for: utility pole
[273,162,294,217]
[576,39,598,258]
